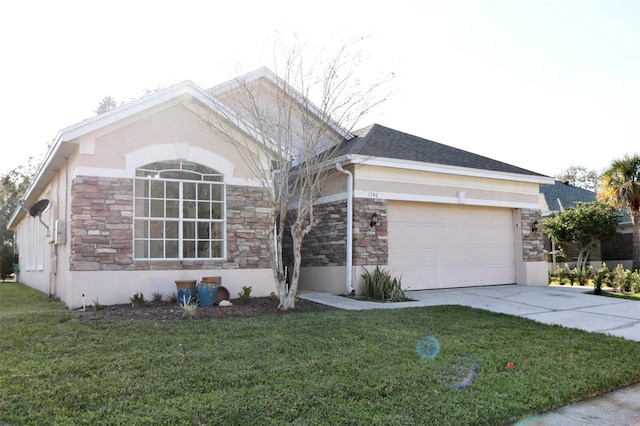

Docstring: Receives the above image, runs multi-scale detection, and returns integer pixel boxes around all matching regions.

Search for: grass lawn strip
[1,283,639,425]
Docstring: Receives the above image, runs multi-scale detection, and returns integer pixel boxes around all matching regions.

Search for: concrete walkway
[300,285,640,425]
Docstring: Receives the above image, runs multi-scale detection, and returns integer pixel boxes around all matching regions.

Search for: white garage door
[388,201,516,290]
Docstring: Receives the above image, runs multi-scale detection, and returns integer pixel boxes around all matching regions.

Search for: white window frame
[133,161,226,260]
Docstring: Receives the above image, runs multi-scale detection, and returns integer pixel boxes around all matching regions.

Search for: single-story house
[539,180,633,270]
[9,67,554,309]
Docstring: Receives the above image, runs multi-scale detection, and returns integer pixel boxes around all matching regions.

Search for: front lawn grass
[1,283,639,425]
[0,281,67,316]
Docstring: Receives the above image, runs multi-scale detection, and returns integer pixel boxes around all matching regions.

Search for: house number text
[368,192,379,198]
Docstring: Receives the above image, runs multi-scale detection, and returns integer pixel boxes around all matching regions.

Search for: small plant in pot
[175,280,197,306]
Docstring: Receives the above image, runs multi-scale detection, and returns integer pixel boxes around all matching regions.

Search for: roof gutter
[335,162,355,295]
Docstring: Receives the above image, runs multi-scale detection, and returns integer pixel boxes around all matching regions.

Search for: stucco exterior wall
[353,165,541,208]
[74,105,264,185]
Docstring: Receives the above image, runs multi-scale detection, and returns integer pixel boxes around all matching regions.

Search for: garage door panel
[398,248,438,265]
[388,202,516,289]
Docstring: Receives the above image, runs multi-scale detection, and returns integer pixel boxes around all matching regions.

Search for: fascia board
[343,155,555,185]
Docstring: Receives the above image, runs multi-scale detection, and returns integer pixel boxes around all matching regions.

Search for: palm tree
[598,154,640,271]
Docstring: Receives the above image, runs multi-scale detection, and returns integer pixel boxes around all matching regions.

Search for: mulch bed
[76,297,336,322]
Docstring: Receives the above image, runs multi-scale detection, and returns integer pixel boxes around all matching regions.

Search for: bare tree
[197,38,391,309]
[555,165,601,192]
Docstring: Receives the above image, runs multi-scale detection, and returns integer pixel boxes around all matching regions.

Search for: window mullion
[178,181,184,260]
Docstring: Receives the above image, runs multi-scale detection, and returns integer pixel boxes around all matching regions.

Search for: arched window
[134,161,225,260]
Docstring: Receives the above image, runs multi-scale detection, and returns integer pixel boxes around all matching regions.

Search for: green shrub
[129,292,145,307]
[238,286,253,302]
[0,243,14,281]
[152,291,163,302]
[361,266,405,302]
[553,264,572,285]
[593,263,611,295]
[571,267,590,286]
[176,297,198,319]
[607,265,640,293]
[630,271,640,294]
[609,265,622,291]
[611,265,632,292]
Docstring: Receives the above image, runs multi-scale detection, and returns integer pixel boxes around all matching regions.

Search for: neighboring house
[539,180,633,270]
[539,180,597,214]
[8,68,554,309]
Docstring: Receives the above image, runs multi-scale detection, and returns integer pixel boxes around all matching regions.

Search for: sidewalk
[514,382,640,425]
[300,285,640,425]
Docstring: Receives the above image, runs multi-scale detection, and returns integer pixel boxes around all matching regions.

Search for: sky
[0,0,637,178]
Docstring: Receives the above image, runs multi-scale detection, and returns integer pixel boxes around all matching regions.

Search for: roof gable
[208,67,353,141]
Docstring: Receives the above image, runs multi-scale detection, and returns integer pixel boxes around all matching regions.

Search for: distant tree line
[555,165,601,192]
[0,158,38,280]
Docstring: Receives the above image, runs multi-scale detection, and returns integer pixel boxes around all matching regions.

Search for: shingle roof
[539,180,632,224]
[338,124,547,177]
[540,180,597,213]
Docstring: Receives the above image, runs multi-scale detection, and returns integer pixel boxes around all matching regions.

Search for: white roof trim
[57,82,274,148]
[290,191,540,210]
[340,154,554,185]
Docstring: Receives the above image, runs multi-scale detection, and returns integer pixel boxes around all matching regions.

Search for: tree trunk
[633,219,640,272]
[278,226,304,310]
[576,249,590,271]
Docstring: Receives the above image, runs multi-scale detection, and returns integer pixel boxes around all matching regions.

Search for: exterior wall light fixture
[370,212,379,227]
[531,220,539,233]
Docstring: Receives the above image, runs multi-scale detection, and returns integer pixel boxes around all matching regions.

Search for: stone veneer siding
[70,176,271,271]
[521,209,545,262]
[289,198,388,268]
[353,198,388,266]
[291,202,545,267]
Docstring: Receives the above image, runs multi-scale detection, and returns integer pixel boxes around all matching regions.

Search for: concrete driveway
[301,284,640,342]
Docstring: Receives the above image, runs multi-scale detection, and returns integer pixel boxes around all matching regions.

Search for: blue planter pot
[197,284,219,307]
[177,289,193,306]
[175,280,197,306]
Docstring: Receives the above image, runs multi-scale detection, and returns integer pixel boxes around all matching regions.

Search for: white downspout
[336,163,355,294]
